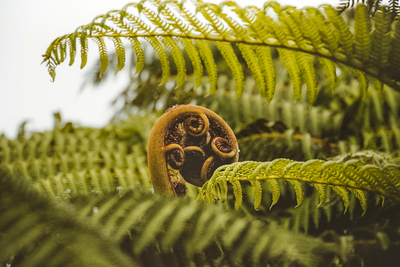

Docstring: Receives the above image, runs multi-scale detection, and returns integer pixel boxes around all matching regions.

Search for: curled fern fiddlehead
[148,105,239,195]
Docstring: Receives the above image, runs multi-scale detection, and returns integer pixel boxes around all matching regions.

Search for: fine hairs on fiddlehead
[147,105,239,195]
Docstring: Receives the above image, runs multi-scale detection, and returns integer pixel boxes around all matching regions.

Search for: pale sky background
[0,0,340,138]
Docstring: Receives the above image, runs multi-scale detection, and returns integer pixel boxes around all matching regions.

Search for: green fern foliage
[43,1,400,104]
[0,114,153,198]
[70,190,335,266]
[0,166,337,267]
[0,168,135,267]
[198,152,400,211]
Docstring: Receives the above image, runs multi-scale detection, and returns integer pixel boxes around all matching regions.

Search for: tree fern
[43,1,400,104]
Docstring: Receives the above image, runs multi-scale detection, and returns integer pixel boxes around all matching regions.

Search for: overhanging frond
[43,1,400,104]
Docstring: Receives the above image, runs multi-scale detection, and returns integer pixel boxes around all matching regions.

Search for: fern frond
[369,7,391,71]
[127,37,145,74]
[304,8,337,54]
[389,20,400,79]
[92,37,108,77]
[180,38,203,88]
[44,1,400,100]
[318,57,337,91]
[354,4,371,64]
[350,67,369,96]
[198,153,400,211]
[324,5,354,59]
[237,43,266,97]
[110,36,126,74]
[195,39,218,93]
[66,35,77,66]
[216,41,244,98]
[0,169,135,267]
[144,37,171,84]
[298,52,318,104]
[162,37,186,87]
[79,31,88,69]
[174,3,219,91]
[0,115,153,198]
[255,46,276,103]
[71,188,336,267]
[278,48,302,100]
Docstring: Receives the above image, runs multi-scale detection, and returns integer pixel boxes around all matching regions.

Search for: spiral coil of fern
[148,105,239,195]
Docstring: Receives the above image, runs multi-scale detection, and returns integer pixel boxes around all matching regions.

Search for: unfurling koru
[148,105,239,196]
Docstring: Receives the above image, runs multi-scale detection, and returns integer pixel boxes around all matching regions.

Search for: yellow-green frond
[318,57,337,91]
[266,179,280,209]
[109,37,125,74]
[216,42,244,98]
[331,185,350,213]
[43,1,400,101]
[255,46,276,103]
[162,37,186,87]
[180,38,203,88]
[297,52,318,104]
[128,37,145,74]
[288,180,304,207]
[369,7,392,70]
[92,37,108,77]
[278,48,302,101]
[351,67,369,97]
[323,5,354,58]
[198,155,400,211]
[66,35,77,66]
[354,4,371,64]
[237,44,266,97]
[79,32,88,69]
[389,20,400,79]
[314,184,326,207]
[195,40,218,93]
[145,37,171,85]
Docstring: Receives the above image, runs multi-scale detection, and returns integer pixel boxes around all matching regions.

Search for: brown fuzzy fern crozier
[148,105,239,196]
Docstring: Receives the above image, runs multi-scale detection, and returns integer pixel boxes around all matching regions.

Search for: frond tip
[43,1,400,102]
[198,154,400,211]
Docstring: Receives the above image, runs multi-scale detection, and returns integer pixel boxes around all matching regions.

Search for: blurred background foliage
[1,3,400,266]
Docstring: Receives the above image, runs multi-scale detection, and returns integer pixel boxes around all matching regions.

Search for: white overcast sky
[0,0,340,138]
